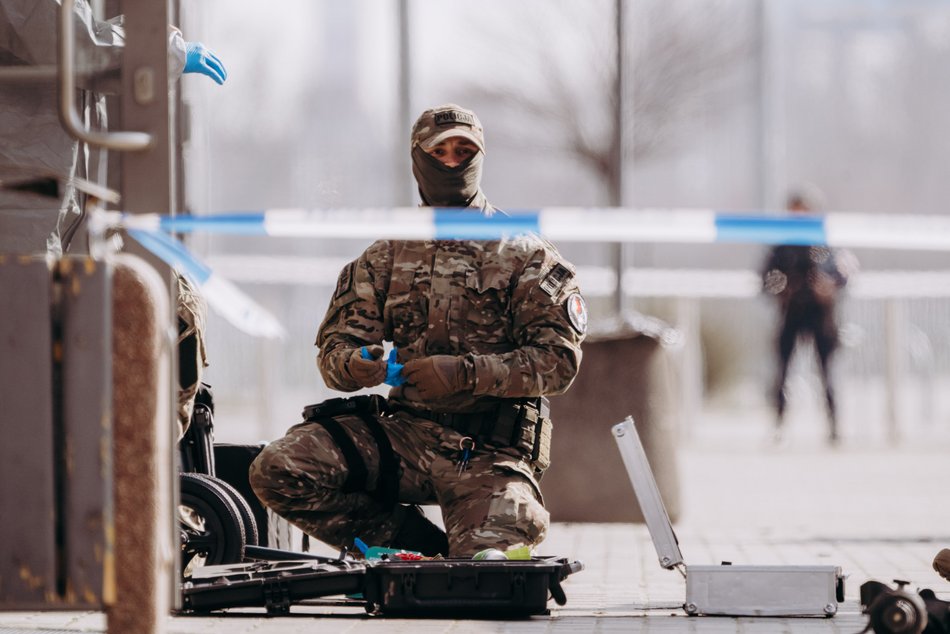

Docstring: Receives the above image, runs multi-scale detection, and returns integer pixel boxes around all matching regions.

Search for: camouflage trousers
[249,409,549,557]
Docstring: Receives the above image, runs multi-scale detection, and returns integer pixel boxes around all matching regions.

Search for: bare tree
[460,0,757,205]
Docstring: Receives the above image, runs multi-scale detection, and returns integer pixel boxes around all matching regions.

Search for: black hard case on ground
[180,557,582,617]
[182,560,366,615]
[364,557,580,617]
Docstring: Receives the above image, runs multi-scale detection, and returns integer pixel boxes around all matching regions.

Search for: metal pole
[674,297,702,440]
[396,0,413,205]
[758,0,789,211]
[613,0,626,316]
[884,299,904,443]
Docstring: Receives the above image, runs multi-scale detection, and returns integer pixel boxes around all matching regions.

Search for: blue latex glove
[353,536,420,560]
[361,346,405,387]
[184,42,227,85]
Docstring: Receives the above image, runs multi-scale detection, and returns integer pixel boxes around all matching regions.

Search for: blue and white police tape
[116,207,950,250]
[127,228,286,339]
[111,207,950,339]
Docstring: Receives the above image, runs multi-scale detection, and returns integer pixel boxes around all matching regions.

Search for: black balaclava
[411,144,484,207]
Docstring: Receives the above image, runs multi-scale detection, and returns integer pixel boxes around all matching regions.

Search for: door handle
[58,0,152,151]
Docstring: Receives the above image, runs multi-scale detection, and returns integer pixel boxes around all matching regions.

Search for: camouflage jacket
[316,234,586,412]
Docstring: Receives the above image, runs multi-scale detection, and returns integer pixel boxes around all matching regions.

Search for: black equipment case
[181,556,583,617]
[182,560,366,615]
[364,556,582,617]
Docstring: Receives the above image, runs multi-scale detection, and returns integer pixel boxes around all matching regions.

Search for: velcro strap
[531,415,553,471]
[311,416,367,493]
[356,412,399,511]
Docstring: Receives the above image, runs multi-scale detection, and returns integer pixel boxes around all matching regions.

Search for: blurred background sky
[174,0,950,445]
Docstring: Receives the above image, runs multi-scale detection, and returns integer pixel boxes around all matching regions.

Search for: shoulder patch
[565,292,588,335]
[334,262,354,299]
[539,263,571,298]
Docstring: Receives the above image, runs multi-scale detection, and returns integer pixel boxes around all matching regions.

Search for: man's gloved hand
[184,42,227,85]
[345,345,386,388]
[382,348,406,387]
[363,346,406,387]
[401,355,473,400]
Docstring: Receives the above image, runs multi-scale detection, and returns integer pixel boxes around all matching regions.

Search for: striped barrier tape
[103,208,950,339]
[114,208,950,250]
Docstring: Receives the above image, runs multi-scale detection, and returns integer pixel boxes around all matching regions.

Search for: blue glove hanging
[184,42,228,85]
[361,346,405,387]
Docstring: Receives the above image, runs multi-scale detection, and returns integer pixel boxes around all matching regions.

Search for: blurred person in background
[0,0,226,437]
[761,186,858,445]
[251,104,588,558]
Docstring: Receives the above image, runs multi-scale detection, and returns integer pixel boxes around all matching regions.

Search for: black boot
[390,504,449,557]
[826,389,839,445]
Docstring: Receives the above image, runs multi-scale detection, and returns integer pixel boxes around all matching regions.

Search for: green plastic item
[471,546,533,561]
[504,546,532,560]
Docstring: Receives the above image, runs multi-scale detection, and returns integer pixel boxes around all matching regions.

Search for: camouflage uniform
[251,104,587,557]
[175,273,208,440]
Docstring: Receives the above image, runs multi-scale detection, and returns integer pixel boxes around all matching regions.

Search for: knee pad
[483,482,549,545]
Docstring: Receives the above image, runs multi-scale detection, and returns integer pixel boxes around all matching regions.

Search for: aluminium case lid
[611,417,685,569]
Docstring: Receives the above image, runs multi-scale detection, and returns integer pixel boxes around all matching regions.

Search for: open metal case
[611,417,844,617]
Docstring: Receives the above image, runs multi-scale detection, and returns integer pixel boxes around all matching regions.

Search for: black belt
[390,403,493,437]
[391,399,552,469]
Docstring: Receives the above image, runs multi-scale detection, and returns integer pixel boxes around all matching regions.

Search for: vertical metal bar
[759,0,786,210]
[612,0,626,316]
[171,0,187,217]
[112,2,176,632]
[119,1,174,214]
[395,0,412,205]
[674,297,702,440]
[59,257,112,607]
[615,0,625,203]
[59,0,152,151]
[884,299,904,442]
[755,0,768,208]
[0,257,57,608]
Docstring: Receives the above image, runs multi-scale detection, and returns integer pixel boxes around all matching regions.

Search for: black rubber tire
[179,472,247,570]
[189,472,260,547]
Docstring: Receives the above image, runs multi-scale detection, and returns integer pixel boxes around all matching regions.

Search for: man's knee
[248,442,293,509]
[450,480,549,555]
[483,484,549,544]
[248,438,335,512]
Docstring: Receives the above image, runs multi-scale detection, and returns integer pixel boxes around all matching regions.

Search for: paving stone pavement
[2,402,949,633]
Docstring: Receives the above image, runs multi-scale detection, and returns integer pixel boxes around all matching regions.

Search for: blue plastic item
[361,346,405,386]
[354,537,420,561]
[184,42,228,84]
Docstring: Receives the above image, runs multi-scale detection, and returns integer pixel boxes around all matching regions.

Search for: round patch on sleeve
[565,292,588,335]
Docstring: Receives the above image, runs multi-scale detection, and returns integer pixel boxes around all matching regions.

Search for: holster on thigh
[301,395,399,509]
